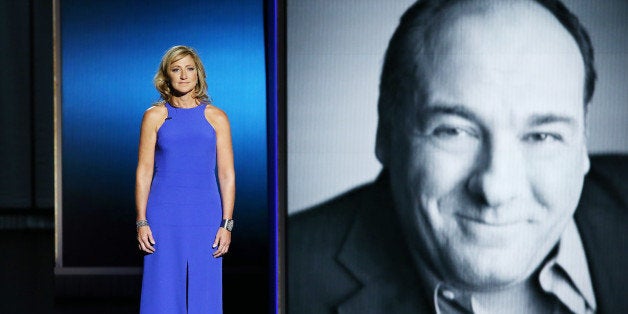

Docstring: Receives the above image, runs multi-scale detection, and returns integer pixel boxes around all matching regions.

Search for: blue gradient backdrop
[61,0,268,271]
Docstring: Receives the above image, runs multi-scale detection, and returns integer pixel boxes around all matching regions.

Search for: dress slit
[186,261,189,312]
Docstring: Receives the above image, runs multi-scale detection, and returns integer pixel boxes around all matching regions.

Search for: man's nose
[467,135,527,207]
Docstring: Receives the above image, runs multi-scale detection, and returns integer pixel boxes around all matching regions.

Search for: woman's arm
[135,106,166,253]
[206,106,235,257]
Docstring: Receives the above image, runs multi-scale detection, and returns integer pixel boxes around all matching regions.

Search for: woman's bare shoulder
[144,104,168,120]
[141,104,168,133]
[204,104,230,128]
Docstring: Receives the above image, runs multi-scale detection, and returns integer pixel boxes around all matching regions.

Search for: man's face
[387,2,590,289]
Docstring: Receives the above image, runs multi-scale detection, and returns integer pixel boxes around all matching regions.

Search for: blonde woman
[136,45,235,313]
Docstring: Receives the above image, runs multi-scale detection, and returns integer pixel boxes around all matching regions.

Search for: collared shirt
[430,219,597,314]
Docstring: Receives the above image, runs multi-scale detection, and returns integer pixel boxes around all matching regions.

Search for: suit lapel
[574,162,628,313]
[334,176,432,313]
[329,157,628,313]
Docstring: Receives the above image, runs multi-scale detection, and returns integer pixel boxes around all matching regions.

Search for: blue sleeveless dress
[140,102,223,313]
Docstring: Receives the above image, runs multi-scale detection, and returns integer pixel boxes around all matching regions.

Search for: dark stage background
[59,0,268,270]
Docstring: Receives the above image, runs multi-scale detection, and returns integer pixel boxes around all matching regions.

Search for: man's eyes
[424,125,566,154]
[424,125,480,152]
[522,132,563,143]
[429,126,564,144]
[432,126,479,139]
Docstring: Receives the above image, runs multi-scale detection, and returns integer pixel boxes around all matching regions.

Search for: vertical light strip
[52,0,63,268]
[265,0,280,311]
[29,0,36,209]
[275,0,287,311]
[273,0,280,310]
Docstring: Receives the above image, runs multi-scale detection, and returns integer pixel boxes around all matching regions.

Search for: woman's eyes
[170,67,195,73]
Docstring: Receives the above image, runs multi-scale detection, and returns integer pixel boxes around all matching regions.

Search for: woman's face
[167,55,198,96]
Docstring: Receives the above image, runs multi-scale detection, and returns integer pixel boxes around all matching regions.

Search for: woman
[135,45,235,313]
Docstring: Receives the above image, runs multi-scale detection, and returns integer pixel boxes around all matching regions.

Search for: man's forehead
[411,0,584,101]
[426,0,548,25]
[400,0,587,127]
[422,0,575,56]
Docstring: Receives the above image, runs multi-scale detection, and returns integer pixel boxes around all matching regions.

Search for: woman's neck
[170,95,199,108]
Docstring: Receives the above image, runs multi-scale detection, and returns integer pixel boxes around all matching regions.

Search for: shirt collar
[539,219,597,313]
[417,218,596,313]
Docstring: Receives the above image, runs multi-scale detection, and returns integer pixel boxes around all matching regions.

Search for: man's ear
[582,147,590,175]
[375,125,389,166]
[582,108,590,175]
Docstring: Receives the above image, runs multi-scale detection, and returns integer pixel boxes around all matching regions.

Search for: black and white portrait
[287,1,628,313]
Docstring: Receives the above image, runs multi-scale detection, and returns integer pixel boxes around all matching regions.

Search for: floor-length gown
[140,102,222,313]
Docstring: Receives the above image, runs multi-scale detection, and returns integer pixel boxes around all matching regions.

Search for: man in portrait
[288,0,627,313]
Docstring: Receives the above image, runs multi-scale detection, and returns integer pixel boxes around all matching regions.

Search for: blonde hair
[153,45,211,104]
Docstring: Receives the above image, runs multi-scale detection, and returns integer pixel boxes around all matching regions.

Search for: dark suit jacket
[287,155,627,313]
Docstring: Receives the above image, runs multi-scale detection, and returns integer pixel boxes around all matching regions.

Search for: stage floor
[1,229,268,313]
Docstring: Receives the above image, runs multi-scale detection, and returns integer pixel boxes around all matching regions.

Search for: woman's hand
[212,227,231,258]
[137,226,156,253]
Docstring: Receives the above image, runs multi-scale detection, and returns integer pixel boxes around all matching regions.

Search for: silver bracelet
[136,220,149,228]
[220,218,234,232]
